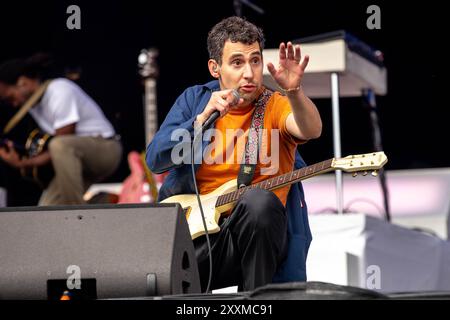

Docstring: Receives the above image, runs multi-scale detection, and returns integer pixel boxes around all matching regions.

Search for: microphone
[201,89,240,129]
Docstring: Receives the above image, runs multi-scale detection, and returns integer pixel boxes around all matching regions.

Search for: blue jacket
[146,80,312,282]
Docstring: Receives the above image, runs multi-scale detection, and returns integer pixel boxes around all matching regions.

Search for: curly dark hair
[0,53,57,84]
[207,16,265,65]
[0,59,26,85]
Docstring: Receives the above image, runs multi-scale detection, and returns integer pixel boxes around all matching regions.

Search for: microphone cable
[191,123,213,294]
[189,89,241,293]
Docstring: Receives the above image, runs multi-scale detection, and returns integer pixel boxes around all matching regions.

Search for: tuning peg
[352,172,358,177]
[362,171,368,176]
[371,170,378,177]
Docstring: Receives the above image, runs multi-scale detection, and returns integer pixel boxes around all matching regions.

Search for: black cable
[191,126,213,294]
[344,197,384,217]
[362,88,391,222]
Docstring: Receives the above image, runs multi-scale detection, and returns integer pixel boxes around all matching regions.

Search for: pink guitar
[118,151,167,203]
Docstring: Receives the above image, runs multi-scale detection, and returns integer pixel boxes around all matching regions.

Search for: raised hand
[267,42,309,92]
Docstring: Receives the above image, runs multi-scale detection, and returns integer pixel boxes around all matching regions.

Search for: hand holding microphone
[197,89,242,128]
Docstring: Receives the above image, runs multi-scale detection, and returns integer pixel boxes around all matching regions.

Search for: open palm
[267,42,309,91]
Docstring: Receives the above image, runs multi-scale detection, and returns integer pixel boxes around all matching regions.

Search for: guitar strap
[237,88,273,188]
[3,79,52,134]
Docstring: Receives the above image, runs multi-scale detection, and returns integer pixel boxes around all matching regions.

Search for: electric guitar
[161,152,388,240]
[134,47,167,201]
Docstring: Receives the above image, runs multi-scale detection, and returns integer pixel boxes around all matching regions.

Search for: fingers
[300,54,310,70]
[207,98,227,117]
[287,42,295,61]
[206,90,238,119]
[279,42,286,61]
[295,44,301,63]
[0,140,14,153]
[7,141,16,153]
[267,62,277,77]
[0,141,18,165]
[280,42,303,64]
[222,89,238,106]
[220,88,234,96]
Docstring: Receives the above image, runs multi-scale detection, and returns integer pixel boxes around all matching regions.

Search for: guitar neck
[144,77,158,147]
[216,158,335,208]
[138,47,159,148]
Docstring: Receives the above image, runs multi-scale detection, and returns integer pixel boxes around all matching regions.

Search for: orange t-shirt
[195,91,304,206]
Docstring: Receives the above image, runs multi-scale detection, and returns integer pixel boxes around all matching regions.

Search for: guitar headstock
[138,48,159,79]
[332,152,388,176]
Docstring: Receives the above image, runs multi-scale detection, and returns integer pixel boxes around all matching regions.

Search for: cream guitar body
[161,179,239,240]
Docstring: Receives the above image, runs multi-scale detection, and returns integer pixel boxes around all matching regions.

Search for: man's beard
[241,87,262,104]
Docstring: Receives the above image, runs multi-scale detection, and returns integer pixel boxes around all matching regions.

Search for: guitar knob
[352,172,358,177]
[362,171,368,176]
[371,170,378,177]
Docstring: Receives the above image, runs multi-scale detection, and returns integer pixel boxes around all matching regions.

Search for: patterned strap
[237,88,273,188]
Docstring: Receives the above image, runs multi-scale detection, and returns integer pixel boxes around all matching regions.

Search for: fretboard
[215,158,334,207]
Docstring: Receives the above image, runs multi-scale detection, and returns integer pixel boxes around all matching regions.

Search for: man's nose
[243,63,254,79]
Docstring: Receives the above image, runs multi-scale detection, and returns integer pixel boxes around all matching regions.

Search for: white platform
[83,183,123,201]
[302,168,450,239]
[307,213,450,293]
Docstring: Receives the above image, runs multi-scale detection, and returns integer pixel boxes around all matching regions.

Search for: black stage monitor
[0,203,200,299]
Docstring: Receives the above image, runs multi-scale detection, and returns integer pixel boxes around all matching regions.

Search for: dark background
[0,0,448,205]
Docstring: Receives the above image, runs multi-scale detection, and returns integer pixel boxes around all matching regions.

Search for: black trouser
[194,188,288,292]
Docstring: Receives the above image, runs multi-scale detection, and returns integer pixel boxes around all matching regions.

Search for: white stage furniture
[307,213,450,293]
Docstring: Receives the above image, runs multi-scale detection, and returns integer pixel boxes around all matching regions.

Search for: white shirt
[29,78,115,138]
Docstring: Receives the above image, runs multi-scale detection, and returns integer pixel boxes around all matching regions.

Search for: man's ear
[208,59,220,78]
